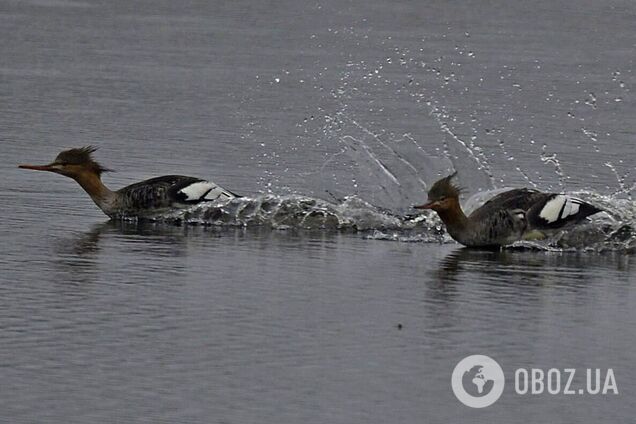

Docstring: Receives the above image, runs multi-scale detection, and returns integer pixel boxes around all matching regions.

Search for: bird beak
[18,163,57,172]
[413,201,435,210]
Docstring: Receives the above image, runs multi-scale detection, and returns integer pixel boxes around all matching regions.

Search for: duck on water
[19,146,238,219]
[415,172,603,248]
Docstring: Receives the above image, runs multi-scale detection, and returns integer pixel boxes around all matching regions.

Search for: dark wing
[117,175,237,211]
[469,189,549,221]
[526,194,603,230]
[470,189,602,231]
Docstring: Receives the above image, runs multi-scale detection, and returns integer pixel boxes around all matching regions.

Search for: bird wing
[117,175,237,211]
[468,189,548,221]
[469,189,602,231]
[526,194,602,229]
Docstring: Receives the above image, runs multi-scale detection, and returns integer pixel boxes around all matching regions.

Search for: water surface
[1,0,635,422]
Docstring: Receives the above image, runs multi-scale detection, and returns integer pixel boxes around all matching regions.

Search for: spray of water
[224,26,636,252]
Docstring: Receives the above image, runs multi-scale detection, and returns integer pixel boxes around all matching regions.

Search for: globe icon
[452,355,505,408]
[461,365,495,397]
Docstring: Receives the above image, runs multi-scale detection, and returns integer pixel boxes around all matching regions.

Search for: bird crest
[427,171,464,200]
[54,146,112,175]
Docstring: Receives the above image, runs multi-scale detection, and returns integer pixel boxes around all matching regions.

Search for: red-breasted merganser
[414,172,603,247]
[19,146,238,219]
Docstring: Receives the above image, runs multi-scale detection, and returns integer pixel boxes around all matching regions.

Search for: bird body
[415,173,602,248]
[112,175,236,218]
[19,147,237,219]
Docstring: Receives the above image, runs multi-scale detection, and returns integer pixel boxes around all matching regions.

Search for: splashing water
[139,195,441,234]
[231,28,635,252]
[118,191,635,252]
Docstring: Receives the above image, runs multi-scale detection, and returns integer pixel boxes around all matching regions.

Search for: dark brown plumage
[425,171,464,201]
[54,146,112,176]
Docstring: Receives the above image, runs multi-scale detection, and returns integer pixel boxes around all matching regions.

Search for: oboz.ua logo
[451,355,619,408]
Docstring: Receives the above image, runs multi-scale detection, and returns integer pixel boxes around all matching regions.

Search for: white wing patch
[179,181,216,201]
[178,180,236,202]
[539,195,582,223]
[561,196,582,219]
[203,186,235,201]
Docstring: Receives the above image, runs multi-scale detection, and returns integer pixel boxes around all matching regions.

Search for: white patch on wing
[179,181,215,201]
[539,195,582,223]
[179,180,235,202]
[203,186,234,201]
[560,197,581,219]
[539,195,565,223]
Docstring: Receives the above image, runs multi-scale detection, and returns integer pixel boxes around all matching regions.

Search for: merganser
[414,172,603,247]
[19,146,238,219]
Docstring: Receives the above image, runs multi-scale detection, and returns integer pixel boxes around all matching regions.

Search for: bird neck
[72,171,116,212]
[436,198,468,233]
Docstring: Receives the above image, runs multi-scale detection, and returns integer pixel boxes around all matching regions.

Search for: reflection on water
[51,221,193,286]
[422,246,634,328]
[434,247,632,286]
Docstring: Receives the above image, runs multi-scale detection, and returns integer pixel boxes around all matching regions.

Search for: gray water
[1,0,635,422]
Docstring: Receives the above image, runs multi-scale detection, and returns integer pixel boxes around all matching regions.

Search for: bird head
[414,171,463,212]
[19,146,111,179]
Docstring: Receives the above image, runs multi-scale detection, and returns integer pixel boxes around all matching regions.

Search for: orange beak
[18,164,56,171]
[413,201,435,210]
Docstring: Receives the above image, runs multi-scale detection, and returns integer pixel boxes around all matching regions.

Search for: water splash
[318,107,446,210]
[540,144,567,188]
[581,127,600,153]
[118,191,635,253]
[604,162,633,199]
[136,195,438,232]
[234,28,635,252]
